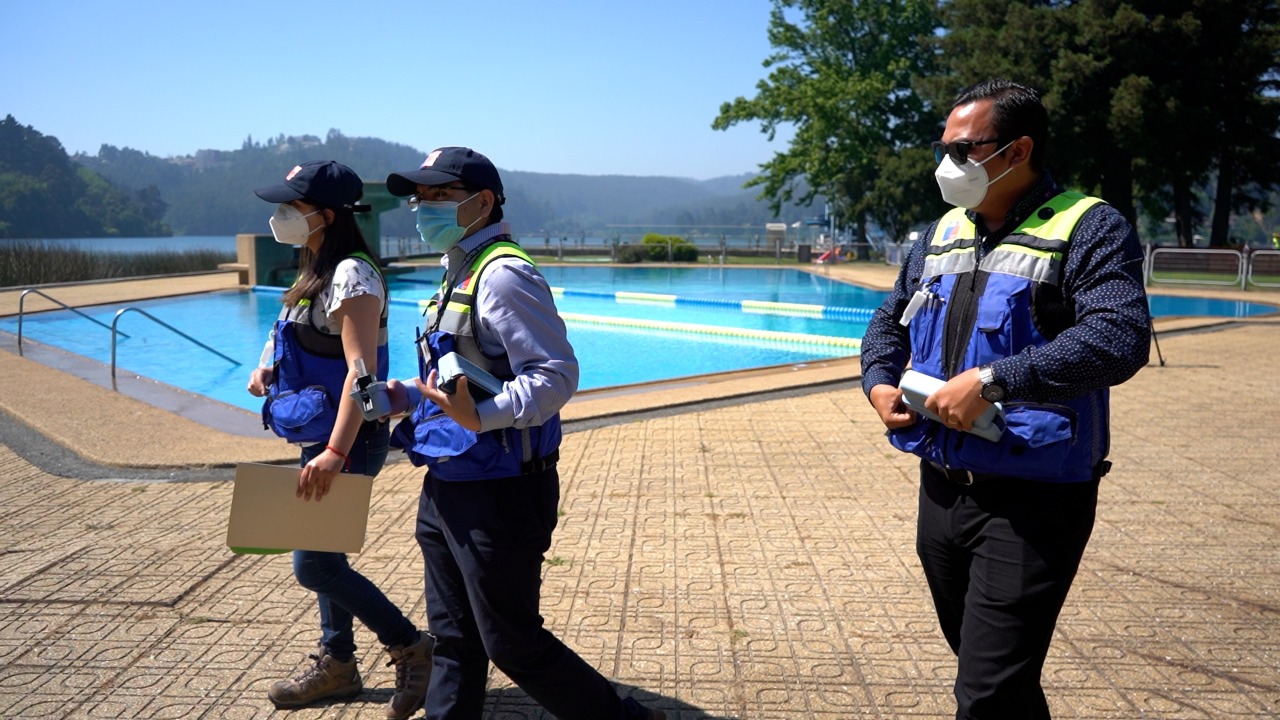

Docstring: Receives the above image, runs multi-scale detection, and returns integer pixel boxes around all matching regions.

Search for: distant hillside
[73,130,824,238]
[0,115,169,239]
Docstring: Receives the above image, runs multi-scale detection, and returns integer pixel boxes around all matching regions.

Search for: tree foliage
[713,0,946,243]
[724,0,1280,248]
[923,0,1280,246]
[0,115,169,238]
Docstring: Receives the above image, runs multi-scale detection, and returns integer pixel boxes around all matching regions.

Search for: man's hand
[869,384,917,429]
[924,367,989,432]
[419,370,482,432]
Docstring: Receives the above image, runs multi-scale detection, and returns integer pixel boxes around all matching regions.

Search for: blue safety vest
[890,192,1108,483]
[262,252,389,443]
[392,238,562,480]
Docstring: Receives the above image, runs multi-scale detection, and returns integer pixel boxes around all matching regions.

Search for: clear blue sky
[1,1,797,180]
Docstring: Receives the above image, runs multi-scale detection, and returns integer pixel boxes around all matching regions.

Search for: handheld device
[898,369,1005,442]
[436,352,504,397]
[349,358,391,421]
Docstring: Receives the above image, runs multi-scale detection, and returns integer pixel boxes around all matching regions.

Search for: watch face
[982,383,1005,403]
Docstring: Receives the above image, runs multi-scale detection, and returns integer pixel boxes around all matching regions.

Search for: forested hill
[0,115,169,239]
[70,129,821,239]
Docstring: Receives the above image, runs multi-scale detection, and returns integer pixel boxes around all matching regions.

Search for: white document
[226,462,374,554]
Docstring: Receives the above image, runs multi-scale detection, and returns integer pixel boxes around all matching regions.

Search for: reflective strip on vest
[926,193,1101,287]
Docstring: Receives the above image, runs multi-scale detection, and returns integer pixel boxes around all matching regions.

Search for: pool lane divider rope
[557,312,861,349]
[548,287,875,321]
[409,297,858,349]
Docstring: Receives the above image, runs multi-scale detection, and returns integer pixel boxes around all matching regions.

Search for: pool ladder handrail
[17,288,130,356]
[110,306,241,390]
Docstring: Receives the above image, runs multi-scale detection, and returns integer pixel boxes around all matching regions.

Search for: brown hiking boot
[384,631,435,720]
[267,646,362,709]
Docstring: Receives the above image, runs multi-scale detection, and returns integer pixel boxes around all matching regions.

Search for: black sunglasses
[931,138,1003,165]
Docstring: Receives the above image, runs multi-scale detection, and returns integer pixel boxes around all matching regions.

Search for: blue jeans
[294,421,417,659]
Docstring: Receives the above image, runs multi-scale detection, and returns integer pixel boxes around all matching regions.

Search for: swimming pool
[5,267,1274,414]
[5,268,885,413]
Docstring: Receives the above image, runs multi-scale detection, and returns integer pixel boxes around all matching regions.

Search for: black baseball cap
[386,146,505,203]
[254,160,365,209]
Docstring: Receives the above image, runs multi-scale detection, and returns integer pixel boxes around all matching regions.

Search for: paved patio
[1,267,1277,718]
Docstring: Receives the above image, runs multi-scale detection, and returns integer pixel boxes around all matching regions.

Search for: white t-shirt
[258,257,385,367]
[313,256,386,334]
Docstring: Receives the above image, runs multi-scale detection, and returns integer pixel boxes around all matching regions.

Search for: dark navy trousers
[916,459,1098,720]
[416,467,646,720]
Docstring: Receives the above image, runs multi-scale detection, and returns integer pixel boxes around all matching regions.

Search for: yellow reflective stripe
[1016,193,1101,241]
[462,242,535,292]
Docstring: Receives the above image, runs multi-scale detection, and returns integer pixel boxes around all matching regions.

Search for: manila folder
[227,462,374,555]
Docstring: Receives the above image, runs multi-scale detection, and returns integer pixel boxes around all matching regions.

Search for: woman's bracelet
[325,445,350,469]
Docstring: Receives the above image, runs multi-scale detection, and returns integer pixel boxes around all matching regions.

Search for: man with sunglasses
[381,147,665,720]
[860,80,1150,717]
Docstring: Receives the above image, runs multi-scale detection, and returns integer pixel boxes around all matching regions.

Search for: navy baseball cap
[254,160,365,209]
[386,147,505,203]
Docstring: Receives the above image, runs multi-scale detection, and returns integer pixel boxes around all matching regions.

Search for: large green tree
[933,0,1280,247]
[713,0,945,244]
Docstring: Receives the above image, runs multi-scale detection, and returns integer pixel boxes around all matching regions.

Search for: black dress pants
[416,467,644,720]
[916,459,1098,720]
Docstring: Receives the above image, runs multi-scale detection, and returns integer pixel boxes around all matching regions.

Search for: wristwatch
[978,365,1006,403]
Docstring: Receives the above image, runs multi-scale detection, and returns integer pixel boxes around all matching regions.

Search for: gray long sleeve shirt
[440,223,579,432]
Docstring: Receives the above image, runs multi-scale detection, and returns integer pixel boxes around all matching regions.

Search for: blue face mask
[415,193,482,252]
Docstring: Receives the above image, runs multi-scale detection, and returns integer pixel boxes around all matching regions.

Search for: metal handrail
[110,306,240,390]
[17,288,128,356]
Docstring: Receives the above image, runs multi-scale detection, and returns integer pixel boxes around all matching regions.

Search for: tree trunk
[1098,154,1136,225]
[854,213,869,261]
[1172,180,1195,247]
[1210,148,1235,247]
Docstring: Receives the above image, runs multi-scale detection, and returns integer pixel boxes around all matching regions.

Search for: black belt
[926,461,1006,486]
[521,450,559,475]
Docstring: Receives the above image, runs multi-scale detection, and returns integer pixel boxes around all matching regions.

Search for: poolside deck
[1,266,1278,718]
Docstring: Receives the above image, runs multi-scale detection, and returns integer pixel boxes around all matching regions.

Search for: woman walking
[247,160,431,719]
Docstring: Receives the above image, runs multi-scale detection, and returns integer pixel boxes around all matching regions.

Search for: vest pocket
[887,421,946,467]
[414,413,480,459]
[264,385,336,442]
[975,291,1016,358]
[954,402,1076,479]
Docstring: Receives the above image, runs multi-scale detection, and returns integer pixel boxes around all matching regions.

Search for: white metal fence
[1145,246,1280,290]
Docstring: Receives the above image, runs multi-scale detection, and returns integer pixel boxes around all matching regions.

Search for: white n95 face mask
[268,204,322,246]
[934,140,1016,209]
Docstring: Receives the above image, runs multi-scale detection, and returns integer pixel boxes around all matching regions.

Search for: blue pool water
[5,268,884,412]
[4,267,1274,414]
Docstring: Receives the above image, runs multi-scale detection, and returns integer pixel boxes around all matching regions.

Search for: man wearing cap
[384,147,665,720]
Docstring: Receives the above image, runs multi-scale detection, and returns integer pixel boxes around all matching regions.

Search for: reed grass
[0,242,235,288]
